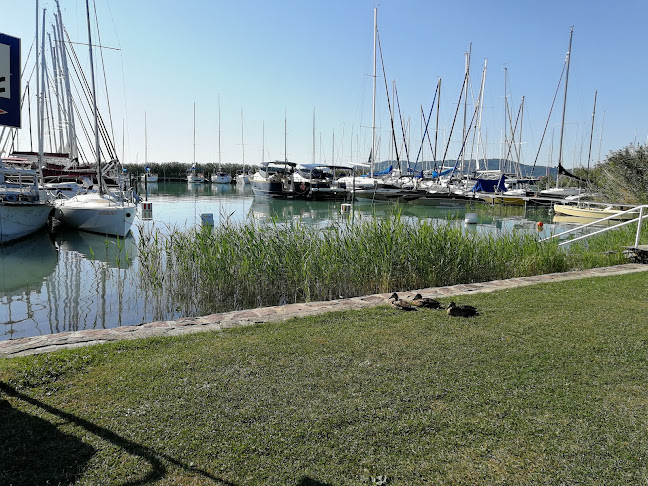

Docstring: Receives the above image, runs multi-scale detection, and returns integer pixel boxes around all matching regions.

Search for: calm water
[1,182,570,341]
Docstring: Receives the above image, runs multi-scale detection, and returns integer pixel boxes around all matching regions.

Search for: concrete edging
[2,263,647,358]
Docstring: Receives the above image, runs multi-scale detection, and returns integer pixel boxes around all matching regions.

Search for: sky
[3,0,648,171]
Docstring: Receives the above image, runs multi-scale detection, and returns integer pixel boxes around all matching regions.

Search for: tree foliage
[595,144,648,204]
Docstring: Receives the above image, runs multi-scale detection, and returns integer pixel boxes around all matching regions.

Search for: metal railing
[541,205,647,247]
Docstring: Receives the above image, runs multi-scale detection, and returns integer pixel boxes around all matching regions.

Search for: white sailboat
[140,112,158,183]
[211,97,232,184]
[187,103,205,183]
[53,0,135,238]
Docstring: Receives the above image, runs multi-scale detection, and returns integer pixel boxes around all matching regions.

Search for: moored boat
[0,162,53,244]
[553,203,635,221]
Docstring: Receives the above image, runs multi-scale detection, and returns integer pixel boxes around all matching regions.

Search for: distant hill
[374,159,557,178]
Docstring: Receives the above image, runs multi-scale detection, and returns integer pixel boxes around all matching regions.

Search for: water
[1,182,571,341]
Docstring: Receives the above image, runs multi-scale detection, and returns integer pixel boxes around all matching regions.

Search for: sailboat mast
[312,108,316,165]
[84,0,102,194]
[240,108,244,169]
[587,90,597,172]
[193,102,196,166]
[371,7,377,178]
[218,95,222,167]
[55,0,76,161]
[144,111,147,165]
[38,7,46,168]
[556,26,573,188]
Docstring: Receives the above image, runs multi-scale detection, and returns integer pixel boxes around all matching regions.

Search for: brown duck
[446,301,479,317]
[389,293,417,311]
[410,293,443,309]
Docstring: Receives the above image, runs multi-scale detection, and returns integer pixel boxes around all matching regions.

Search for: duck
[446,301,479,317]
[410,293,443,309]
[389,292,417,311]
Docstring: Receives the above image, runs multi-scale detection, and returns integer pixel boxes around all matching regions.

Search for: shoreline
[2,263,646,358]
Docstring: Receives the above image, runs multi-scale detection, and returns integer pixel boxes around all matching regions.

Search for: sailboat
[211,97,232,184]
[53,0,136,238]
[187,103,205,183]
[540,27,583,200]
[140,113,158,183]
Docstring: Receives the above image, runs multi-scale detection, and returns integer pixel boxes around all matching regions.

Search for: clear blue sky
[3,0,648,170]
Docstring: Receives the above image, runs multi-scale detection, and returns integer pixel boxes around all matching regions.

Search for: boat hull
[553,204,634,221]
[54,193,136,237]
[0,203,53,244]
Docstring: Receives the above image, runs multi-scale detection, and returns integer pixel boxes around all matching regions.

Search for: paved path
[2,264,647,358]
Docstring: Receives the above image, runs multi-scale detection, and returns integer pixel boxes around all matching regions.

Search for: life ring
[5,194,17,202]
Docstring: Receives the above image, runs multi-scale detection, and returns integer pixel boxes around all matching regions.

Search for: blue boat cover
[471,175,507,193]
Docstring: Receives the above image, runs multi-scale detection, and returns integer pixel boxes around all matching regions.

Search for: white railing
[541,205,647,247]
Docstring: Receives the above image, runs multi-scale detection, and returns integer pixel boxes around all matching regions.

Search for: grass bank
[136,211,637,318]
[2,271,648,484]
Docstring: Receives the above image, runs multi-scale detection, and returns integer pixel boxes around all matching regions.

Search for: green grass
[2,271,648,484]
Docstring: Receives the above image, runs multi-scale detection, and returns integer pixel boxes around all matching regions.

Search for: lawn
[2,271,648,485]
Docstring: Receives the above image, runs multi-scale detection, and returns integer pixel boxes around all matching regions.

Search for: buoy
[340,203,352,214]
[464,212,478,224]
[201,213,214,226]
[536,221,544,230]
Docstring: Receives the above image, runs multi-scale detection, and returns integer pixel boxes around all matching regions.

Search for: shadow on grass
[0,382,237,485]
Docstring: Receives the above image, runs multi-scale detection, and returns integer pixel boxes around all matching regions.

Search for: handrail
[541,204,648,247]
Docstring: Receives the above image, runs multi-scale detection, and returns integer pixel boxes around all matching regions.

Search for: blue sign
[0,33,20,129]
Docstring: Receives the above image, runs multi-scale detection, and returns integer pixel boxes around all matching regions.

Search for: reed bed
[137,212,631,318]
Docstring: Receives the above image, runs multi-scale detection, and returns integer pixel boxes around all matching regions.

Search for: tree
[595,144,648,204]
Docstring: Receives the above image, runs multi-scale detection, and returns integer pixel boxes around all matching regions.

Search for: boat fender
[5,194,17,202]
[536,221,544,230]
[300,182,306,191]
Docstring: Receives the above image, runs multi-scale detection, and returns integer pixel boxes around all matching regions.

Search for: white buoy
[201,213,214,226]
[464,212,478,224]
[340,203,352,214]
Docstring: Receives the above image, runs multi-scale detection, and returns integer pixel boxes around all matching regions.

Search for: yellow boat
[553,204,636,221]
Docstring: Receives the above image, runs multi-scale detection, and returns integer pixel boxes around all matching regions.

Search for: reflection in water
[0,231,58,338]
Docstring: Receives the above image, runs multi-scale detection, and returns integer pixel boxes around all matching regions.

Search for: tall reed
[137,212,629,318]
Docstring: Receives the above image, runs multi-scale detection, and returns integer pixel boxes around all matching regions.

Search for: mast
[475,59,487,172]
[193,102,196,167]
[240,108,244,169]
[284,108,287,162]
[85,0,102,194]
[36,2,43,168]
[586,90,597,173]
[218,94,222,168]
[461,44,471,175]
[371,7,377,178]
[312,108,316,165]
[144,111,147,166]
[55,1,76,161]
[556,26,573,188]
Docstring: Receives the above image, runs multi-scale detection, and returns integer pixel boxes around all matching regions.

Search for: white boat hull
[141,173,158,183]
[211,173,232,184]
[53,193,136,237]
[0,203,53,244]
[553,204,635,221]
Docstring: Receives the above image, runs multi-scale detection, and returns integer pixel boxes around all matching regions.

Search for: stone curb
[2,264,647,358]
